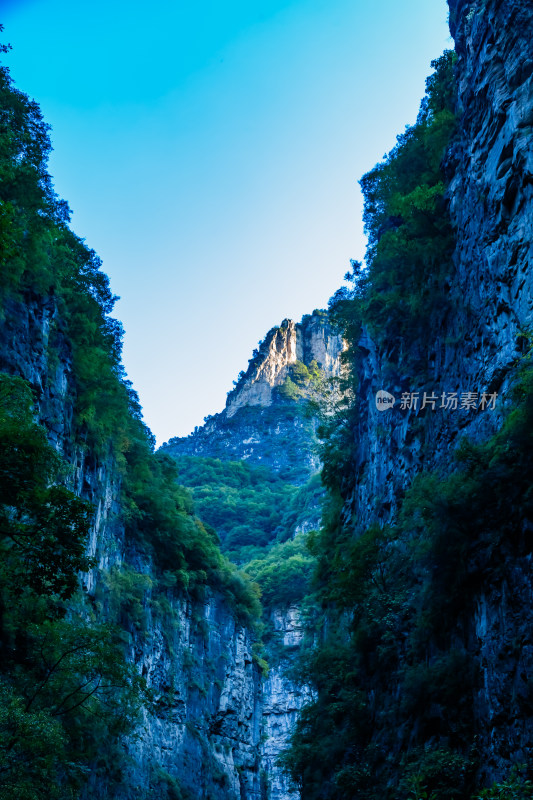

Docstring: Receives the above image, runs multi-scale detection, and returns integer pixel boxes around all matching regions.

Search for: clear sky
[2,0,452,443]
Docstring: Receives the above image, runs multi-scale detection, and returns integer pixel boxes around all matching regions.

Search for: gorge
[1,0,533,798]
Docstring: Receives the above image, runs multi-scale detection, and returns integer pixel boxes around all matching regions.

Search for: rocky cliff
[285,0,533,794]
[0,293,266,799]
[261,607,314,800]
[356,0,533,767]
[162,310,344,485]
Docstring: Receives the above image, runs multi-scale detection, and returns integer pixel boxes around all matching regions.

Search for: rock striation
[261,607,313,800]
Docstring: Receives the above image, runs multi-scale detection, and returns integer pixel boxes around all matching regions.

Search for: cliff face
[0,293,74,451]
[118,589,262,800]
[261,607,313,800]
[226,314,344,418]
[0,292,266,799]
[446,0,533,778]
[349,0,533,531]
[162,311,344,485]
[337,0,533,786]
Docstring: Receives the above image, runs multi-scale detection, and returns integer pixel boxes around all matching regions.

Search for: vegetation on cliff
[0,373,147,798]
[0,33,260,608]
[282,50,476,799]
[283,48,533,799]
[0,36,260,797]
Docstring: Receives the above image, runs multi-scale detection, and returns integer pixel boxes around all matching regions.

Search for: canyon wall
[338,0,533,785]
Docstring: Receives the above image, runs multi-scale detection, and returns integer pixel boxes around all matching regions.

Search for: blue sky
[2,0,452,443]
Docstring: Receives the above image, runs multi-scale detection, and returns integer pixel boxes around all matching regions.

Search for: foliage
[101,565,154,632]
[0,372,147,796]
[285,350,533,798]
[328,50,457,384]
[122,436,262,623]
[151,767,195,800]
[0,37,261,615]
[244,534,315,611]
[473,766,533,800]
[278,375,301,402]
[170,455,323,613]
[0,684,68,800]
[171,455,299,562]
[0,43,262,798]
[278,359,323,402]
[358,50,457,354]
[0,374,94,599]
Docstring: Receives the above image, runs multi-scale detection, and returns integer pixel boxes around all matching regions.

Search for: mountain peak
[225,310,344,418]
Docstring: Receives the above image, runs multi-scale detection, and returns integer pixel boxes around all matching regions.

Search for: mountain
[162,311,344,484]
[159,311,344,798]
[160,311,343,565]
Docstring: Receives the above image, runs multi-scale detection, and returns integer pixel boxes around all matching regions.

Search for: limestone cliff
[162,310,344,485]
[225,313,344,418]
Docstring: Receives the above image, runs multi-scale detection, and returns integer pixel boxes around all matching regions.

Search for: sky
[2,0,452,443]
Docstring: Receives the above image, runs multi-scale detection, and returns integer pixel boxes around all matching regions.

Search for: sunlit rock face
[162,311,344,485]
[226,320,299,417]
[225,314,344,418]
